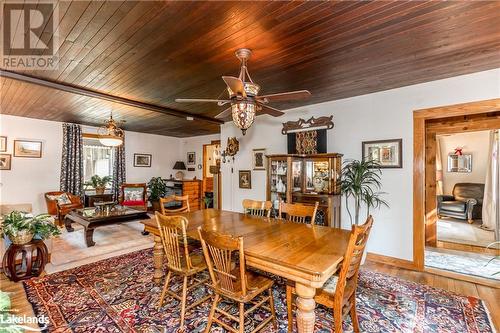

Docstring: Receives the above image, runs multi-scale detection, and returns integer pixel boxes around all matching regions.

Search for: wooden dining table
[141,209,351,333]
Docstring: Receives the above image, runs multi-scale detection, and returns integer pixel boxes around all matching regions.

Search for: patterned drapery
[60,123,83,196]
[112,140,126,201]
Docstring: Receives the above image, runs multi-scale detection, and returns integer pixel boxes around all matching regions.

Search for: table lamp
[173,161,186,180]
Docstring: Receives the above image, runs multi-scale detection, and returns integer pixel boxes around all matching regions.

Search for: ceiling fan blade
[222,76,246,97]
[175,98,230,105]
[215,107,232,120]
[256,90,311,103]
[258,104,285,117]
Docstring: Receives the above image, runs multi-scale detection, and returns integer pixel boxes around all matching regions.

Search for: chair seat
[440,201,466,213]
[320,274,339,294]
[215,270,274,303]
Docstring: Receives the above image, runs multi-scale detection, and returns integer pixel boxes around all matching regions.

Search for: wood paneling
[2,1,500,137]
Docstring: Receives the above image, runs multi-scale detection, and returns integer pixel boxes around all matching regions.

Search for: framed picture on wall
[0,154,11,170]
[239,170,252,189]
[187,152,196,165]
[133,153,152,167]
[0,136,6,152]
[362,139,402,168]
[252,148,266,170]
[13,140,42,158]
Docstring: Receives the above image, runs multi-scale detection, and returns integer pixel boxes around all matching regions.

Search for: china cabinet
[266,153,342,227]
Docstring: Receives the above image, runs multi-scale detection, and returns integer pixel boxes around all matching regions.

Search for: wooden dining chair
[286,216,374,333]
[155,212,210,330]
[160,195,190,215]
[198,227,277,333]
[278,200,319,225]
[242,199,272,218]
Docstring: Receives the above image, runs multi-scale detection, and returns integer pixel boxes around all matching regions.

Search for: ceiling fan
[175,48,311,135]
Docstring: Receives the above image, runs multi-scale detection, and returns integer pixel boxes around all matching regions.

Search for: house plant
[340,159,389,226]
[84,175,112,195]
[1,211,61,245]
[148,177,167,211]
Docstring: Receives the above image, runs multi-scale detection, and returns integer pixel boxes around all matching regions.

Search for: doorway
[202,140,221,209]
[413,99,500,284]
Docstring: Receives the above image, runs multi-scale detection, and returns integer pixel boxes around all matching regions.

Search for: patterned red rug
[23,249,496,332]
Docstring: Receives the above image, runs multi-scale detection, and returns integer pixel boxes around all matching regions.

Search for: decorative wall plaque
[281,115,334,135]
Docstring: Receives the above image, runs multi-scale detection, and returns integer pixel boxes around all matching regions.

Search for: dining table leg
[153,235,164,284]
[294,282,316,333]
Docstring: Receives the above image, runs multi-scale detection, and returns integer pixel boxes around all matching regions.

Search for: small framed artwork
[13,140,42,158]
[362,139,402,168]
[0,136,6,152]
[187,152,196,165]
[252,148,266,170]
[0,154,11,170]
[239,170,252,189]
[134,153,152,167]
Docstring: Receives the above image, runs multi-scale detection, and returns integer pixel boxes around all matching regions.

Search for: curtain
[60,123,83,196]
[482,130,499,238]
[112,140,126,201]
[436,136,444,195]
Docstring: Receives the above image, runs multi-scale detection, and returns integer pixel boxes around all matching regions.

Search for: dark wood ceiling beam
[0,69,223,125]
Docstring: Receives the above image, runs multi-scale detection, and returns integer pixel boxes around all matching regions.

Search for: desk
[141,209,350,333]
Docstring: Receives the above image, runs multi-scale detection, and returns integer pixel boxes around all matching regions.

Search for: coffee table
[65,205,149,247]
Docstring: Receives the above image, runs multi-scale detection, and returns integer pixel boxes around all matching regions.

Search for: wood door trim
[413,98,500,270]
[202,141,221,208]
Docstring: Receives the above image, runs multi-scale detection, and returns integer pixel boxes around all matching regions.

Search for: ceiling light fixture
[98,113,124,147]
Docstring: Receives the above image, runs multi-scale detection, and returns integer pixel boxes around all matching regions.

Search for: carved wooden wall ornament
[281,115,334,135]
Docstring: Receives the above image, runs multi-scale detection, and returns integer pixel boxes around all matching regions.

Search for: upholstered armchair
[45,191,83,225]
[119,183,147,211]
[437,183,485,223]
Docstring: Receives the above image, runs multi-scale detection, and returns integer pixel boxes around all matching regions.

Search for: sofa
[437,183,485,223]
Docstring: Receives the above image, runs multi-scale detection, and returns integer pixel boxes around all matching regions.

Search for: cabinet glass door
[270,159,288,209]
[305,159,329,193]
[291,160,302,193]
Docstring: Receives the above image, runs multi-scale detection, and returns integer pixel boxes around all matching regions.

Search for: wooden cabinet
[266,153,342,227]
[164,179,202,211]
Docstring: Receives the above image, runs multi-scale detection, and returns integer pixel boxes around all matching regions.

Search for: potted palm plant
[148,177,167,212]
[340,159,389,226]
[1,211,61,245]
[85,175,112,195]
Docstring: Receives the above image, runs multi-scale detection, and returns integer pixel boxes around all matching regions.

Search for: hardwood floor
[3,261,499,331]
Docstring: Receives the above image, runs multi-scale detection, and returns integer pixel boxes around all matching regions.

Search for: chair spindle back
[242,199,272,218]
[155,212,192,272]
[278,201,319,225]
[198,227,247,296]
[160,195,190,215]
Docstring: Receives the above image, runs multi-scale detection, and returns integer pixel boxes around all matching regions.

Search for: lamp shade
[173,161,186,170]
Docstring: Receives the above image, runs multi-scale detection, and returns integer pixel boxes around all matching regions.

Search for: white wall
[439,131,491,195]
[0,114,193,213]
[220,68,500,261]
[180,134,221,180]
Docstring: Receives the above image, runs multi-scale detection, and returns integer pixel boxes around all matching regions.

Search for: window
[83,137,115,184]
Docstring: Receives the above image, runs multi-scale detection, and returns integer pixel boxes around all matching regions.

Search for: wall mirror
[447,154,472,173]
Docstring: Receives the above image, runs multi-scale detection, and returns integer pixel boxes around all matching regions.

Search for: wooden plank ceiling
[1,1,500,137]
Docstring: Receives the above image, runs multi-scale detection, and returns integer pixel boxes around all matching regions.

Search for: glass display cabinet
[266,153,342,227]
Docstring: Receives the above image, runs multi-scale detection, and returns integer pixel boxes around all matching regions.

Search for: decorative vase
[9,230,34,245]
[95,186,105,195]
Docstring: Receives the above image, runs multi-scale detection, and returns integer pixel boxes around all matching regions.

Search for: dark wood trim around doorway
[413,98,500,270]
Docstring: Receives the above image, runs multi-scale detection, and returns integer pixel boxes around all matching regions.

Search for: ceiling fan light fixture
[231,101,256,135]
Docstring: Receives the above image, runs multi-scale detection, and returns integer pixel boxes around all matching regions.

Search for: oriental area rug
[23,249,496,332]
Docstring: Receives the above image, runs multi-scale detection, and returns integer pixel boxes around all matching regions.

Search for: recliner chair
[437,183,484,223]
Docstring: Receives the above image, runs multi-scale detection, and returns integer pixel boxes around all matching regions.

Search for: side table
[2,240,48,282]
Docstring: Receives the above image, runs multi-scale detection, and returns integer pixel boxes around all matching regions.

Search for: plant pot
[95,187,105,195]
[151,200,161,212]
[9,230,34,245]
